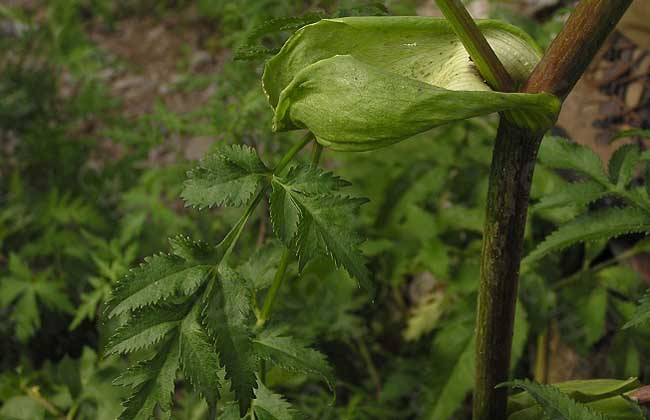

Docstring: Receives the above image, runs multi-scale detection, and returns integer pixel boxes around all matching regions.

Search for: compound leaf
[179,306,221,416]
[252,382,298,420]
[106,254,210,318]
[523,208,650,266]
[202,266,257,416]
[118,336,181,420]
[270,165,371,291]
[608,144,640,188]
[106,303,190,355]
[534,181,607,211]
[624,289,650,329]
[169,235,215,264]
[502,380,608,420]
[538,137,609,185]
[182,144,269,209]
[253,328,335,389]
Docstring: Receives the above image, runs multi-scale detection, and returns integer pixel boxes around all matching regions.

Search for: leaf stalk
[434,0,515,92]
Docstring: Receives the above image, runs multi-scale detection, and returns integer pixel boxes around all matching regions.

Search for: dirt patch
[89,10,222,118]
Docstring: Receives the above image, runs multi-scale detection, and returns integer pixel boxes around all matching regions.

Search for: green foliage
[182,145,270,209]
[527,137,650,337]
[253,327,335,389]
[537,136,610,184]
[0,254,73,341]
[524,208,650,265]
[119,337,181,420]
[202,267,257,416]
[106,254,211,318]
[3,2,650,420]
[106,302,191,355]
[234,13,324,60]
[503,379,645,420]
[504,380,608,420]
[179,307,222,415]
[624,290,650,329]
[251,382,298,420]
[270,164,371,291]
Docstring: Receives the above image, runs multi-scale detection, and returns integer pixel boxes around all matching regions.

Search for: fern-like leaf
[502,380,608,420]
[523,208,650,266]
[179,306,221,416]
[118,336,181,420]
[608,144,640,188]
[252,382,298,420]
[279,165,350,194]
[624,289,650,329]
[270,165,371,291]
[106,303,190,355]
[539,136,609,185]
[239,240,283,290]
[217,404,241,419]
[169,235,215,264]
[182,144,269,209]
[253,327,335,389]
[202,266,257,416]
[534,181,607,211]
[106,253,210,318]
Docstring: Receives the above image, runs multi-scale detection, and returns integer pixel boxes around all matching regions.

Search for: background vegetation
[1,1,648,419]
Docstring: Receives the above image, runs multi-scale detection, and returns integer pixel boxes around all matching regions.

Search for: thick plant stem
[474,121,543,420]
[473,1,632,420]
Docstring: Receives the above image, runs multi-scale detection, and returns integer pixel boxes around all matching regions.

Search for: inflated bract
[263,17,561,151]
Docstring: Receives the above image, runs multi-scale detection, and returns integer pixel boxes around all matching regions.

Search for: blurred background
[1,1,649,419]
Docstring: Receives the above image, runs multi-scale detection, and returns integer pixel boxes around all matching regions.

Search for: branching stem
[434,0,514,92]
[257,134,323,382]
[471,1,632,419]
[258,248,292,326]
[219,132,314,263]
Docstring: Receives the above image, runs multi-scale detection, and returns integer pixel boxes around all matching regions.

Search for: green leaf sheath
[263,17,560,151]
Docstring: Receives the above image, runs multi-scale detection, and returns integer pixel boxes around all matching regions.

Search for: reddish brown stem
[473,2,633,420]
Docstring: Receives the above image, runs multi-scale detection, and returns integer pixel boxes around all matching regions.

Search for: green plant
[4,1,650,419]
[101,1,650,419]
